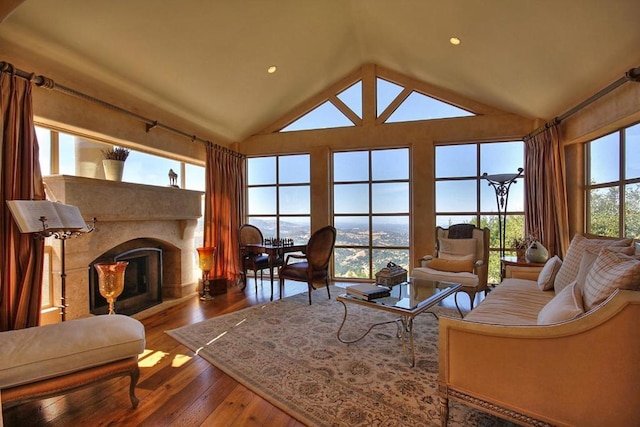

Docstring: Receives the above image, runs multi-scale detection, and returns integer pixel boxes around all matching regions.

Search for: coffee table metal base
[336,299,438,367]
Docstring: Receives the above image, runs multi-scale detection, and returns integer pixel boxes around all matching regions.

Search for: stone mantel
[42,175,203,321]
[44,175,202,222]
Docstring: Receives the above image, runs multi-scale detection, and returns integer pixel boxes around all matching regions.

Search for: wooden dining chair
[278,225,336,305]
[239,224,282,300]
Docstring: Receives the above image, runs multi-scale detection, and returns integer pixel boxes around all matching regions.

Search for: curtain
[524,126,570,258]
[0,66,45,331]
[203,144,244,283]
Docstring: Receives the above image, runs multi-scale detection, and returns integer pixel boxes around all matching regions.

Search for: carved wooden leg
[128,364,140,409]
[439,385,449,427]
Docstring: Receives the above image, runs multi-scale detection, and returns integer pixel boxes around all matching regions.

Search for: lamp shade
[196,247,215,273]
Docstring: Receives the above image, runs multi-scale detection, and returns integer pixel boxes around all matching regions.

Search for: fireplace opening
[89,247,163,315]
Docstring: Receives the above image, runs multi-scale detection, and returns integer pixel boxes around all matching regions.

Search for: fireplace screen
[89,247,163,315]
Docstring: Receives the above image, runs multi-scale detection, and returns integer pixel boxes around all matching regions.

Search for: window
[586,123,640,238]
[333,148,410,279]
[246,154,311,243]
[435,141,525,284]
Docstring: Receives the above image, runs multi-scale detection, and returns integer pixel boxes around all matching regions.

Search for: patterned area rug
[166,287,511,427]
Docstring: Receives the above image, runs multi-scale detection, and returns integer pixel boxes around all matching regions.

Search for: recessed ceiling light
[449,37,461,46]
[267,65,277,74]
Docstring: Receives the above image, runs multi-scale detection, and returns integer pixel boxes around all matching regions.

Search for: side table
[500,256,545,281]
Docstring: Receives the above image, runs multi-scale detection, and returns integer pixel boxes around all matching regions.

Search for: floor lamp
[482,168,523,258]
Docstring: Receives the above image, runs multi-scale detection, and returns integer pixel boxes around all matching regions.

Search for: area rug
[167,287,511,427]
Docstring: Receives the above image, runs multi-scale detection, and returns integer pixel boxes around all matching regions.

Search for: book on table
[346,284,391,300]
[7,200,88,233]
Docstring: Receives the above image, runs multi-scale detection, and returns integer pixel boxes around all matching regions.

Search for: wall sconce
[94,261,129,314]
[197,247,216,301]
[482,168,524,258]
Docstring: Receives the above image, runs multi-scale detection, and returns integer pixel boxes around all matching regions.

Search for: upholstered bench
[0,314,145,410]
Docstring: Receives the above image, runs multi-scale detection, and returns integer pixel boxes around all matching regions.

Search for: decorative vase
[516,248,526,260]
[94,261,128,314]
[103,159,125,181]
[525,241,548,263]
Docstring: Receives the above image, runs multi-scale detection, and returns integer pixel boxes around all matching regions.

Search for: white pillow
[537,281,584,325]
[438,238,476,261]
[553,234,632,293]
[583,248,640,310]
[537,256,562,291]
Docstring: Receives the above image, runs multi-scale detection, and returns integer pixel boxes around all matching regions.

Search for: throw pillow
[537,256,562,291]
[575,246,635,292]
[553,234,633,293]
[428,258,475,273]
[537,281,584,325]
[582,248,640,310]
[438,237,476,261]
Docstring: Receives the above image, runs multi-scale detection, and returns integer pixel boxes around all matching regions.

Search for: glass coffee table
[336,278,461,367]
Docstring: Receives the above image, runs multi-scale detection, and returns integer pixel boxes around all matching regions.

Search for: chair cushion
[428,258,474,273]
[582,248,640,310]
[279,262,327,282]
[0,315,145,388]
[537,281,584,325]
[412,267,480,288]
[438,237,476,261]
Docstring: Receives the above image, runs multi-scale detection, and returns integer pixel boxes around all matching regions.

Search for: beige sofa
[438,235,640,427]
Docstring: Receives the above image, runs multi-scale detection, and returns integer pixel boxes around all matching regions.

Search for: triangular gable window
[337,81,362,119]
[377,78,403,117]
[386,91,473,123]
[281,101,354,132]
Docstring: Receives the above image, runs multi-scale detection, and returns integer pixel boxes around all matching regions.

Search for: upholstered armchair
[412,224,490,312]
[279,225,336,305]
[239,224,282,300]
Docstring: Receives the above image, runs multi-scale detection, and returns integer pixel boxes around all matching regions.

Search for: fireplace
[89,246,163,315]
[43,175,203,321]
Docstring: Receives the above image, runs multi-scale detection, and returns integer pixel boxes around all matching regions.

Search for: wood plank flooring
[2,280,476,426]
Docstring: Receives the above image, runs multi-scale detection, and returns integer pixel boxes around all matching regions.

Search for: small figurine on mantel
[168,169,179,188]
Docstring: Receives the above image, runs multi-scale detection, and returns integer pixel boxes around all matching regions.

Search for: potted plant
[511,236,529,260]
[102,147,130,181]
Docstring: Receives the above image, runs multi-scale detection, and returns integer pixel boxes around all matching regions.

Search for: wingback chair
[412,224,490,312]
[278,225,336,305]
[239,224,282,300]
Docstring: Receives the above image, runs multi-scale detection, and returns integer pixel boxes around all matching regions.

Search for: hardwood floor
[2,280,478,426]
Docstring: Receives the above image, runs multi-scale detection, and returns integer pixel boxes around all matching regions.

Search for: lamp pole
[482,168,523,258]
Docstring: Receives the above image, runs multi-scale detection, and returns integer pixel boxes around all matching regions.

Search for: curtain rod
[525,65,640,140]
[0,61,244,159]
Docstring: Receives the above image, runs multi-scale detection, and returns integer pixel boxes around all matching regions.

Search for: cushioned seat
[0,315,145,388]
[0,315,145,412]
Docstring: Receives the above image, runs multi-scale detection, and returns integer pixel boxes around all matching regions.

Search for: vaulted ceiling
[1,0,639,143]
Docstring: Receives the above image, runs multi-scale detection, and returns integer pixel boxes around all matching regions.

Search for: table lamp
[197,246,216,301]
[94,261,129,314]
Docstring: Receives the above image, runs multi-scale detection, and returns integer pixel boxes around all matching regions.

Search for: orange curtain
[524,126,570,258]
[0,66,45,331]
[203,144,244,283]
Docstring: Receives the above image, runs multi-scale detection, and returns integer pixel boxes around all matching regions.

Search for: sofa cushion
[537,281,584,324]
[583,248,640,310]
[0,315,145,389]
[428,257,475,273]
[553,234,632,293]
[465,279,554,325]
[537,256,562,291]
[438,237,476,261]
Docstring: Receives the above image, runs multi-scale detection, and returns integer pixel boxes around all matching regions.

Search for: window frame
[585,122,640,238]
[332,147,411,281]
[245,154,311,243]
